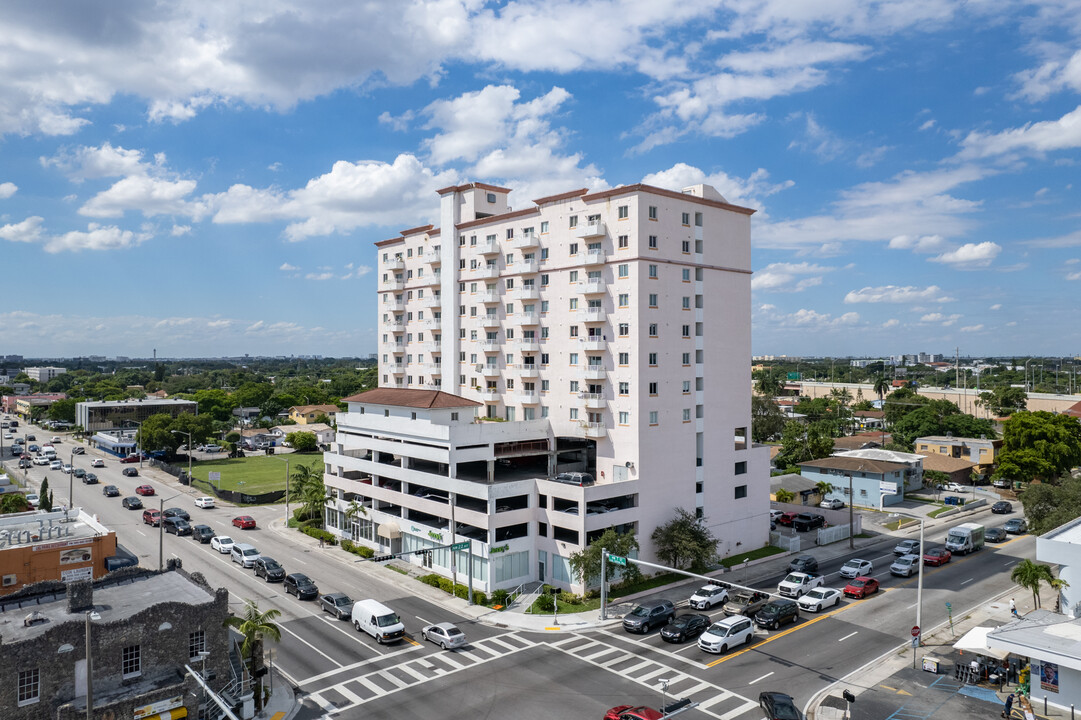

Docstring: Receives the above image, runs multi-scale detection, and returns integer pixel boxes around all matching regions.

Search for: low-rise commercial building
[800,448,926,508]
[914,435,1001,478]
[24,366,67,382]
[0,509,118,595]
[76,398,198,433]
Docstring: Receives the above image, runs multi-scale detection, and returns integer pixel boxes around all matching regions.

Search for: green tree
[872,375,891,406]
[883,387,928,426]
[774,488,796,503]
[47,398,77,423]
[568,528,641,587]
[978,386,1028,417]
[232,382,275,410]
[995,411,1081,484]
[1018,477,1081,533]
[754,373,784,397]
[774,421,835,470]
[137,413,183,452]
[0,494,30,514]
[223,600,282,713]
[814,480,834,498]
[889,399,996,449]
[286,431,318,453]
[1011,559,1056,610]
[750,395,787,443]
[190,388,237,422]
[924,470,950,491]
[288,461,319,504]
[651,508,719,570]
[39,478,53,512]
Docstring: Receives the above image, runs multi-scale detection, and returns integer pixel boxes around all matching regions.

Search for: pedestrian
[319,536,324,549]
[1010,598,1019,618]
[1002,691,1015,718]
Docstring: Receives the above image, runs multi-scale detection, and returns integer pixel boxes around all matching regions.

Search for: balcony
[421,273,442,287]
[581,338,606,351]
[477,240,499,255]
[517,392,539,405]
[475,364,500,377]
[390,344,406,355]
[387,322,406,333]
[479,341,501,353]
[579,392,605,409]
[517,260,539,275]
[422,318,442,329]
[423,296,442,308]
[515,287,540,301]
[389,365,406,375]
[517,312,539,326]
[511,232,539,250]
[422,342,441,354]
[478,292,501,304]
[575,221,606,239]
[582,250,606,266]
[579,280,606,295]
[478,314,500,328]
[581,308,606,323]
[386,258,405,270]
[516,364,539,378]
[384,278,405,291]
[517,340,541,352]
[581,422,606,438]
[472,265,499,279]
[426,364,443,375]
[581,367,607,381]
[477,389,501,403]
[423,249,441,264]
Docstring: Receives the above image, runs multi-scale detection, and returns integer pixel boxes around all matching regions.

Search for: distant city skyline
[1,3,1079,357]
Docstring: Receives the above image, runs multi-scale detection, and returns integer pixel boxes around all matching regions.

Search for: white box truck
[945,522,985,555]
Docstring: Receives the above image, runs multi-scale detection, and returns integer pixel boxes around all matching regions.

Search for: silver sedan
[421,622,466,650]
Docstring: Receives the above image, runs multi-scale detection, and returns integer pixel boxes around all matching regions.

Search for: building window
[541,273,549,286]
[683,409,691,422]
[648,264,658,278]
[122,645,142,678]
[735,461,747,475]
[618,234,629,248]
[619,411,629,424]
[569,298,578,310]
[649,382,657,395]
[682,240,690,253]
[648,352,657,366]
[682,268,691,282]
[569,270,579,282]
[570,408,579,420]
[648,294,658,307]
[649,234,658,249]
[569,242,579,255]
[189,630,207,660]
[569,325,579,338]
[682,352,690,365]
[618,264,629,278]
[569,353,578,365]
[541,221,549,233]
[618,323,629,336]
[681,212,690,225]
[618,205,629,219]
[648,205,657,220]
[618,352,629,365]
[682,325,690,337]
[569,215,578,228]
[649,411,658,425]
[618,293,629,307]
[682,296,691,309]
[682,381,691,393]
[451,412,459,420]
[649,323,657,336]
[541,379,550,391]
[18,669,39,706]
[735,485,748,499]
[619,382,629,395]
[487,192,497,203]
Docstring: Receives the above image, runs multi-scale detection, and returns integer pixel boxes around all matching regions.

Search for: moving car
[284,573,319,599]
[230,543,261,568]
[604,706,663,720]
[698,615,755,654]
[73,468,86,479]
[135,483,154,495]
[142,509,162,526]
[91,458,105,468]
[1004,518,1028,534]
[211,535,235,554]
[164,517,192,536]
[659,613,710,643]
[50,436,62,443]
[320,593,355,619]
[254,557,286,582]
[421,622,467,649]
[819,498,844,510]
[60,463,73,474]
[688,584,729,610]
[194,496,215,508]
[723,590,771,617]
[352,598,405,643]
[72,447,85,455]
[163,507,190,521]
[760,691,806,720]
[843,576,880,599]
[49,460,63,470]
[992,501,1013,514]
[81,472,97,484]
[18,458,31,469]
[25,493,40,508]
[890,554,921,577]
[754,599,800,630]
[122,496,143,510]
[788,555,819,573]
[893,539,921,556]
[102,485,120,497]
[839,559,873,579]
[233,515,256,529]
[986,527,1009,543]
[622,599,675,633]
[191,524,215,543]
[797,587,842,613]
[123,468,140,477]
[923,547,952,566]
[33,456,50,466]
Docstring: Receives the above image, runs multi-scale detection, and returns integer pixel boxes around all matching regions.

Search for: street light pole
[916,516,926,644]
[85,610,94,720]
[69,448,74,511]
[847,474,854,549]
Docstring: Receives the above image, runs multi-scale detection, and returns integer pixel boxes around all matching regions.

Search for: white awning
[376,521,401,540]
[954,626,1010,659]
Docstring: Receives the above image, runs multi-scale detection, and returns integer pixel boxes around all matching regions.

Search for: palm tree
[775,488,796,504]
[815,480,834,502]
[755,373,784,398]
[224,600,282,712]
[873,375,891,407]
[288,461,319,504]
[344,500,368,539]
[299,472,329,526]
[1011,559,1057,610]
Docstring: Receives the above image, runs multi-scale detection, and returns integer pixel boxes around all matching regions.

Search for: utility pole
[85,611,93,720]
[847,474,855,549]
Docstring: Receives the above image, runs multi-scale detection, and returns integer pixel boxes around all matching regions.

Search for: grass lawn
[187,454,322,494]
[927,506,955,519]
[720,545,785,568]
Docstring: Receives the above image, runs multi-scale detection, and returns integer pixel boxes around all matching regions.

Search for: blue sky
[1,1,1080,359]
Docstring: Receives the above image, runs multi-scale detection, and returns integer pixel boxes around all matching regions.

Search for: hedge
[417,573,486,605]
[341,539,375,558]
[301,526,338,545]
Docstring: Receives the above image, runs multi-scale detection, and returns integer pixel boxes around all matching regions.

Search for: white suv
[698,616,755,654]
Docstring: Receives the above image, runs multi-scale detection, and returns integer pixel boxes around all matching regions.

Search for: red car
[233,516,256,530]
[120,455,140,463]
[776,512,799,526]
[604,706,663,720]
[843,576,880,599]
[135,484,155,496]
[923,547,952,566]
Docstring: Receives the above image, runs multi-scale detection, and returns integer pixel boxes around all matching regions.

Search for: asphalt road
[11,420,1037,720]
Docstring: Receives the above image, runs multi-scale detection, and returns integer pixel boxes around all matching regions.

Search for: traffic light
[413,549,428,556]
[370,554,395,562]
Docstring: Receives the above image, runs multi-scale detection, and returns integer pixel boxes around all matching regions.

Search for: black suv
[284,573,319,599]
[164,517,192,536]
[255,557,286,582]
[754,599,800,630]
[788,554,819,573]
[760,692,806,720]
[793,513,826,532]
[622,599,675,633]
[162,507,191,521]
[191,524,215,543]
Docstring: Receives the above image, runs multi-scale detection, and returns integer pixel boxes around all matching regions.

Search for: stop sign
[911,626,920,637]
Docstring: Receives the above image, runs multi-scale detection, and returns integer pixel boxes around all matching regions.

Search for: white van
[351,599,405,644]
[230,543,261,568]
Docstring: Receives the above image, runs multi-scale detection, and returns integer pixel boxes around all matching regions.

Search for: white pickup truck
[778,572,825,598]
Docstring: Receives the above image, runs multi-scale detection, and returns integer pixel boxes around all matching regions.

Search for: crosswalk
[306,631,761,719]
[306,632,536,714]
[549,635,760,720]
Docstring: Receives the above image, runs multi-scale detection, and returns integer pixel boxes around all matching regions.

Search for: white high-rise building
[323,181,769,593]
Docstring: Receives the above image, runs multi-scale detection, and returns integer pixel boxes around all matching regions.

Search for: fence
[150,457,287,505]
[770,531,801,552]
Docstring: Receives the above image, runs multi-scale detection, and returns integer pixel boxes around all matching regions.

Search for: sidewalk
[808,586,1059,720]
[259,670,298,720]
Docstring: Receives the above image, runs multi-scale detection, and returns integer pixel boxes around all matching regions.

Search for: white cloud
[279,263,299,271]
[844,285,955,304]
[918,119,935,131]
[751,262,833,292]
[43,142,151,182]
[958,105,1081,160]
[44,223,152,254]
[960,324,985,332]
[1067,271,1081,281]
[0,182,17,199]
[267,162,282,172]
[80,175,198,218]
[989,303,1002,310]
[341,264,372,279]
[888,234,948,253]
[919,312,962,326]
[0,216,45,243]
[305,272,335,281]
[882,318,899,328]
[170,225,191,236]
[642,163,793,214]
[1025,229,1081,248]
[779,308,860,328]
[378,110,415,132]
[1012,48,1081,102]
[928,241,1001,269]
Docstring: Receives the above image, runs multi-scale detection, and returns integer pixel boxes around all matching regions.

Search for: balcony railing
[472,265,499,279]
[475,364,500,376]
[517,392,539,404]
[390,344,406,354]
[517,340,541,352]
[515,364,540,377]
[511,232,539,249]
[580,367,606,381]
[423,249,441,264]
[575,221,606,239]
[517,260,539,275]
[385,301,405,312]
[578,392,605,409]
[478,292,501,304]
[386,258,405,270]
[389,365,406,375]
[581,338,606,351]
[479,341,501,352]
[582,250,605,265]
[515,287,540,301]
[476,389,501,402]
[581,421,606,437]
[579,281,606,295]
[517,312,539,326]
[581,308,606,323]
[476,240,499,255]
[423,296,442,308]
[478,314,500,328]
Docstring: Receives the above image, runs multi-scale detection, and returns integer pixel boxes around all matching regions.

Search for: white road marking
[415,615,432,627]
[961,578,974,585]
[135,530,146,537]
[298,644,418,685]
[278,624,342,668]
[907,603,918,609]
[749,671,774,685]
[1004,560,1018,567]
[838,631,858,642]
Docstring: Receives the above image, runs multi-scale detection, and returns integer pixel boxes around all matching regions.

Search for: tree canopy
[978,386,1028,417]
[889,399,996,449]
[773,420,836,471]
[751,395,787,443]
[568,528,641,587]
[883,387,928,425]
[995,411,1081,484]
[286,431,319,453]
[650,508,720,571]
